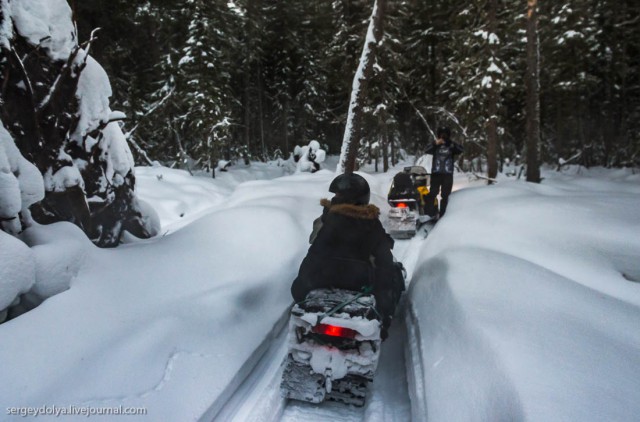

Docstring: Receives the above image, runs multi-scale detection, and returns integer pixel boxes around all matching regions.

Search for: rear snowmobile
[387,166,438,238]
[280,288,382,407]
[387,198,419,239]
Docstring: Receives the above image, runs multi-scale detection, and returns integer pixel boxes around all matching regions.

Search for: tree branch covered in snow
[38,27,100,113]
[0,0,158,247]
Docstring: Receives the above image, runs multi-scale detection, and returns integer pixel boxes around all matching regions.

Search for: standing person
[291,173,405,340]
[425,126,463,218]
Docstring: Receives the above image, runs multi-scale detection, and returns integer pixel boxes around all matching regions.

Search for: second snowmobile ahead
[387,166,438,238]
[280,288,382,407]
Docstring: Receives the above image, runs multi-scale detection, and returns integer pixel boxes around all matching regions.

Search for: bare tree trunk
[243,67,252,159]
[380,74,390,173]
[525,0,541,183]
[486,0,499,184]
[371,143,378,172]
[382,119,390,172]
[258,62,266,156]
[391,133,396,166]
[233,1,261,163]
[283,96,289,157]
[337,0,386,174]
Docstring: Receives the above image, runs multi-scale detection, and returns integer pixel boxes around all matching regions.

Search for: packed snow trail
[205,298,412,422]
[279,224,427,421]
[204,223,428,422]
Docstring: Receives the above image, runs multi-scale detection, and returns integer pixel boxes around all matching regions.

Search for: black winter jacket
[426,141,463,174]
[291,199,397,320]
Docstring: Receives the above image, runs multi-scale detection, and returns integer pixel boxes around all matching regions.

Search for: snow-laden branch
[6,45,43,143]
[124,86,175,139]
[470,172,498,183]
[556,150,582,171]
[38,28,101,113]
[8,46,36,110]
[425,106,469,139]
[208,117,231,134]
[403,94,435,140]
[128,137,155,166]
[81,116,127,143]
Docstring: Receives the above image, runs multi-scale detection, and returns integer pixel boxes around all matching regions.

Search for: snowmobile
[387,166,438,239]
[280,288,382,407]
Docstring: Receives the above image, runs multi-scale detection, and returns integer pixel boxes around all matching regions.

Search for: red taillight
[395,202,408,208]
[312,324,358,339]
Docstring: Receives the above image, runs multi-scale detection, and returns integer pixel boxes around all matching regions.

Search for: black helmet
[436,126,451,142]
[329,173,370,205]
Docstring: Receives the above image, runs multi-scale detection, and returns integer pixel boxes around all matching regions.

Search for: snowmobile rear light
[395,202,408,208]
[312,323,358,339]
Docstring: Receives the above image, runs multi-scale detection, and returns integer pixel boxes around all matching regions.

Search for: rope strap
[317,285,376,325]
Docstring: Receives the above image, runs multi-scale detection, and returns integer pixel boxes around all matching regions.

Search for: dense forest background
[74,0,640,171]
[2,0,638,246]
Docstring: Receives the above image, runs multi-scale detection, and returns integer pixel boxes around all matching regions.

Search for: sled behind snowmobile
[280,288,381,407]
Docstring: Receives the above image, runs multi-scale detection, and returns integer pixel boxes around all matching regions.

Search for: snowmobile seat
[388,172,417,201]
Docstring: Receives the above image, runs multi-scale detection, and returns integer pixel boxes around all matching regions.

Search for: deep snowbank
[0,164,334,421]
[0,221,89,320]
[0,231,34,315]
[15,222,93,315]
[407,167,640,421]
[134,163,291,233]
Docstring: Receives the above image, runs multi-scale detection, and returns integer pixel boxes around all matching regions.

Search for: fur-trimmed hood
[320,198,380,220]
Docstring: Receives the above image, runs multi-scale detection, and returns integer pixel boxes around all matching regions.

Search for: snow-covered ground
[1,159,639,421]
[407,167,640,422]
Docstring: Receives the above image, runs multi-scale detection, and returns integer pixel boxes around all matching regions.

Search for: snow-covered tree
[538,0,640,167]
[0,0,158,246]
[338,0,387,174]
[177,0,240,168]
[293,140,326,173]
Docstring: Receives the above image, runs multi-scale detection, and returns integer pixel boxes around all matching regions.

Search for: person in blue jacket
[425,127,463,217]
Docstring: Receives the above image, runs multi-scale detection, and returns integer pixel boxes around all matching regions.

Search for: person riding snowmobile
[387,166,435,217]
[291,173,403,339]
